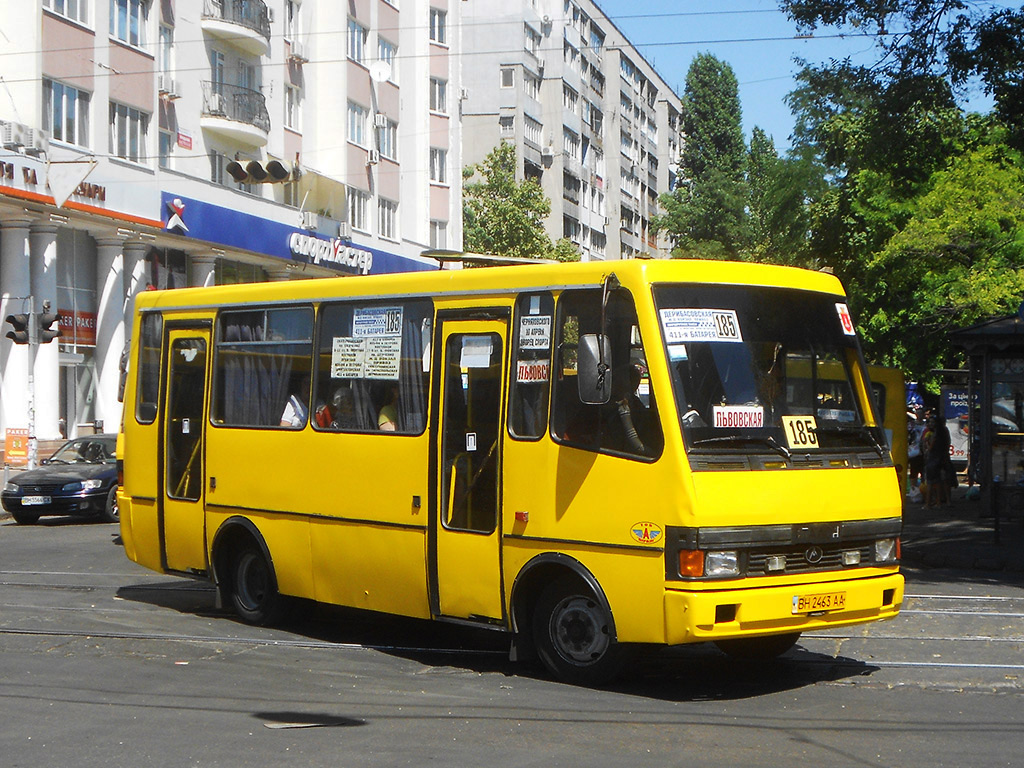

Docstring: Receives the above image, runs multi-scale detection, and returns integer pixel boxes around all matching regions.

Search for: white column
[189,253,218,288]
[265,265,293,282]
[30,222,60,441]
[122,240,149,339]
[94,237,126,434]
[0,217,33,437]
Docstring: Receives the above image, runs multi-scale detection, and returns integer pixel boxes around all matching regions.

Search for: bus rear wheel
[714,632,801,660]
[228,545,287,626]
[532,580,624,686]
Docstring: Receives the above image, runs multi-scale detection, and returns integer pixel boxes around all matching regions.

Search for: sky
[596,0,887,150]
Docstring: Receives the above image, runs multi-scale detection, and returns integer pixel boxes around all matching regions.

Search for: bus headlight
[875,538,898,563]
[705,550,740,577]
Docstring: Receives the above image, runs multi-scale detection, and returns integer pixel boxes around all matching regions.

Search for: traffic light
[225,159,292,184]
[5,313,31,345]
[37,310,62,344]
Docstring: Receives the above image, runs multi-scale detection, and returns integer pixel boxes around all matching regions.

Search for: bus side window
[551,289,662,459]
[135,312,163,424]
[313,299,432,435]
[212,307,314,428]
[509,292,554,440]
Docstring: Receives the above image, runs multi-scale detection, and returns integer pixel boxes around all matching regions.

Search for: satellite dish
[369,60,392,83]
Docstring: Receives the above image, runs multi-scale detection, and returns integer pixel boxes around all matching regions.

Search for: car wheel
[99,486,119,523]
[532,579,625,685]
[715,632,801,660]
[229,544,287,626]
[12,510,40,525]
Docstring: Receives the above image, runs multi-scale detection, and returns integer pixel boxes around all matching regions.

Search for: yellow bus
[118,258,904,684]
[867,366,908,497]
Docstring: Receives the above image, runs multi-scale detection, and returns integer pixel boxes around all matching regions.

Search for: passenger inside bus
[280,375,311,428]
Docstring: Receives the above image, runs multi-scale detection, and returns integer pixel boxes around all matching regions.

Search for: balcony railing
[202,0,271,44]
[202,81,270,134]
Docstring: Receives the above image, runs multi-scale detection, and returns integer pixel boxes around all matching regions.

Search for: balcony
[200,81,270,146]
[201,0,271,57]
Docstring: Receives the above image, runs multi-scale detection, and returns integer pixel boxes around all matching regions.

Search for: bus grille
[747,543,875,575]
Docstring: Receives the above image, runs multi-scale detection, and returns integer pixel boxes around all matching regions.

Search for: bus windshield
[653,283,886,460]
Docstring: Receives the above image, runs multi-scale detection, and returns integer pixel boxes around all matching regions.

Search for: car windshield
[48,437,116,465]
[653,283,886,460]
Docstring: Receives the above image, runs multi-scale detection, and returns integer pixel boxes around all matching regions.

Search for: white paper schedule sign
[659,308,743,343]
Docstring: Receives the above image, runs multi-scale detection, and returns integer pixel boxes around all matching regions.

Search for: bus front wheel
[228,545,287,626]
[714,632,801,660]
[532,580,625,686]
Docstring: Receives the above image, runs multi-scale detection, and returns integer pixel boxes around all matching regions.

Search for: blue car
[2,435,119,525]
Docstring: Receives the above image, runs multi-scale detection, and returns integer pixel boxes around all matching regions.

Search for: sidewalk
[900,485,1024,573]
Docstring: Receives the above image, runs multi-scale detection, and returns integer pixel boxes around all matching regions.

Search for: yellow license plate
[792,591,846,614]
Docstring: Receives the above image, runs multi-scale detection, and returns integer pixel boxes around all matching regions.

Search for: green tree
[858,140,1024,383]
[462,143,579,261]
[656,53,749,257]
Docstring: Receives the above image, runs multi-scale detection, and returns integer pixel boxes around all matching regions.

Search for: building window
[44,0,89,24]
[158,130,173,168]
[430,220,447,249]
[348,18,367,63]
[43,79,90,148]
[499,115,514,137]
[429,148,447,184]
[524,116,542,146]
[347,101,367,146]
[524,71,540,100]
[378,198,398,240]
[110,0,148,47]
[429,77,447,113]
[348,187,369,231]
[285,85,302,131]
[500,67,515,88]
[378,38,397,83]
[158,25,173,75]
[284,0,299,40]
[562,84,578,114]
[524,24,541,55]
[429,8,446,44]
[377,118,397,159]
[210,150,225,185]
[563,127,580,161]
[109,101,149,163]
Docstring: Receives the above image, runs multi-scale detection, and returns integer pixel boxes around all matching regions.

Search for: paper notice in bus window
[364,335,401,380]
[667,343,688,361]
[835,303,856,336]
[519,315,551,350]
[353,306,403,337]
[332,337,367,378]
[517,359,550,383]
[712,405,764,429]
[460,336,493,368]
[660,308,743,343]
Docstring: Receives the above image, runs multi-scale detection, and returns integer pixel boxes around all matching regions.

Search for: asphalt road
[1,516,1022,767]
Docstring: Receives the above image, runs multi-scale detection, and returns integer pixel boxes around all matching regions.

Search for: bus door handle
[210,476,216,491]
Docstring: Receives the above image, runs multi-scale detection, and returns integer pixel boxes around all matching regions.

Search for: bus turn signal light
[678,549,704,577]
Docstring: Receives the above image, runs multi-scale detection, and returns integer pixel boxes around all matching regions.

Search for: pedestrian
[923,412,951,507]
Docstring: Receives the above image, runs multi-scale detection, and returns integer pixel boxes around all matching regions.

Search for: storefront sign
[4,428,29,467]
[58,309,97,347]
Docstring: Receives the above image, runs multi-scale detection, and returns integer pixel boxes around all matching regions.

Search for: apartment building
[0,0,461,447]
[461,0,683,261]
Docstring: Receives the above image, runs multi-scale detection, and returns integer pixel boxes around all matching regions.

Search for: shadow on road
[116,581,880,701]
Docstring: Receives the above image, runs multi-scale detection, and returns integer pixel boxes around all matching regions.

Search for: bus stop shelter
[950,306,1024,540]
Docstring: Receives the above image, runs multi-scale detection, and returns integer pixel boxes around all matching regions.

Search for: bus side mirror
[578,334,612,405]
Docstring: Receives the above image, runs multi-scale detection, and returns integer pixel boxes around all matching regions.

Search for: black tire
[11,510,40,525]
[99,486,119,523]
[228,544,287,626]
[715,632,801,660]
[532,579,625,685]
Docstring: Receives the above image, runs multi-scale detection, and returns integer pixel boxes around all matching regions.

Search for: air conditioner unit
[1,120,32,149]
[540,145,555,161]
[300,210,319,230]
[288,40,309,63]
[24,130,49,158]
[338,222,352,239]
[373,112,388,128]
[366,149,380,165]
[208,93,227,115]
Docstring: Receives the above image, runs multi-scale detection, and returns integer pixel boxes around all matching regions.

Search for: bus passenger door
[161,329,210,574]
[432,319,507,622]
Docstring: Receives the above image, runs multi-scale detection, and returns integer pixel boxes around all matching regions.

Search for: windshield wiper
[812,423,886,457]
[691,435,791,460]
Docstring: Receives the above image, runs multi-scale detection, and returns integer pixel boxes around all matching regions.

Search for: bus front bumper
[664,571,904,644]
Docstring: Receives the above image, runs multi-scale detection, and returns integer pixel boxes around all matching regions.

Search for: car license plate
[792,591,846,614]
[21,495,51,506]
